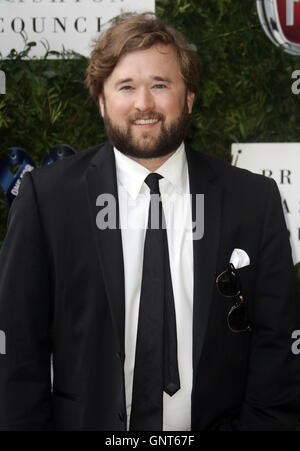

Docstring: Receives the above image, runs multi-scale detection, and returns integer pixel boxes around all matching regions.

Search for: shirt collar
[114,142,187,200]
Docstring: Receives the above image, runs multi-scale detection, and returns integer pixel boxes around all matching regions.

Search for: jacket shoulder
[192,149,276,190]
[21,143,110,208]
[31,143,106,183]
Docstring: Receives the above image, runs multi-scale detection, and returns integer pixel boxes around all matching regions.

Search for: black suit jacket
[0,141,299,431]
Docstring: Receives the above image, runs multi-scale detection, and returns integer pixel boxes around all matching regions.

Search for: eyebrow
[151,76,172,83]
[114,76,172,88]
[115,78,133,88]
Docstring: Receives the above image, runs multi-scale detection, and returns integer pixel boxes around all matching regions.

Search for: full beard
[102,100,190,159]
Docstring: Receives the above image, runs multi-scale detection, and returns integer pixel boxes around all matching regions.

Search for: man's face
[98,44,195,159]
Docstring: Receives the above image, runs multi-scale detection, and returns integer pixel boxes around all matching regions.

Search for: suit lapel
[186,147,222,374]
[85,142,125,355]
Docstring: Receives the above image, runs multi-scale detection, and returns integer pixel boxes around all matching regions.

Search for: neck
[127,151,176,172]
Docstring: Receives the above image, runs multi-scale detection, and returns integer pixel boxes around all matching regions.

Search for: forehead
[106,44,183,84]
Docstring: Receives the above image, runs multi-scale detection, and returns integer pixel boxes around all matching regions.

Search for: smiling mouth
[132,119,160,125]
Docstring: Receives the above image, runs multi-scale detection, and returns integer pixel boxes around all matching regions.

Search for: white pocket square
[229,248,250,269]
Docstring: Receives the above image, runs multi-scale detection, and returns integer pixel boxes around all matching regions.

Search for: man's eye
[120,86,133,91]
[153,84,167,89]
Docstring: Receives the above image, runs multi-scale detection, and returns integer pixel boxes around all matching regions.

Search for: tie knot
[144,173,163,195]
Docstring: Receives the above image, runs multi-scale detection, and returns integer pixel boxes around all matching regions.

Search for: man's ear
[98,93,105,117]
[187,91,195,114]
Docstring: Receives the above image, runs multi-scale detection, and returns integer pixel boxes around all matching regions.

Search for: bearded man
[0,12,299,431]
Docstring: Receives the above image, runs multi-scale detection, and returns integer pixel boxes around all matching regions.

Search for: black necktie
[129,173,180,431]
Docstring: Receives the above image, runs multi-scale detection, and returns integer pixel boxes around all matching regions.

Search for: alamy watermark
[291,330,300,355]
[0,70,6,95]
[0,330,6,355]
[291,70,300,94]
[95,190,205,241]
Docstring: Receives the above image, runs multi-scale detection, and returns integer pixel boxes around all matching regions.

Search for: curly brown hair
[86,12,199,101]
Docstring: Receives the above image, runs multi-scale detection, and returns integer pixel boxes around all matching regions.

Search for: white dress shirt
[114,143,194,431]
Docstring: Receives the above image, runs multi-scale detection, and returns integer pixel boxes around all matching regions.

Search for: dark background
[0,0,299,244]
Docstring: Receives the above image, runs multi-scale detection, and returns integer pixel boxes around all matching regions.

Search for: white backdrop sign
[0,0,155,58]
[232,143,300,265]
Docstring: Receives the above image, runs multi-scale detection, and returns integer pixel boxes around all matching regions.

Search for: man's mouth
[132,118,160,125]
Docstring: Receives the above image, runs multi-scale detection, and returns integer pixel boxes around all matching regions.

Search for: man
[0,12,299,431]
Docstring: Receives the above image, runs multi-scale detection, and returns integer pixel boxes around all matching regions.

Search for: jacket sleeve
[223,178,300,431]
[0,172,53,431]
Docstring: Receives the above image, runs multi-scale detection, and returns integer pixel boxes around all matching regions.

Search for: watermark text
[291,330,300,355]
[95,190,205,241]
[0,70,6,95]
[0,330,6,355]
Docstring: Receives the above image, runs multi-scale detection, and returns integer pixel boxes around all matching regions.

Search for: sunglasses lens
[228,302,249,332]
[218,268,239,297]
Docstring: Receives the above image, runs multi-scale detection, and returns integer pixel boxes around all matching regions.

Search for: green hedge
[0,0,300,244]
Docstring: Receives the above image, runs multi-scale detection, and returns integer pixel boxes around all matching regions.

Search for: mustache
[129,112,165,122]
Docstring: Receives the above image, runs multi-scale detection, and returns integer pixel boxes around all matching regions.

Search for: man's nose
[134,88,155,111]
